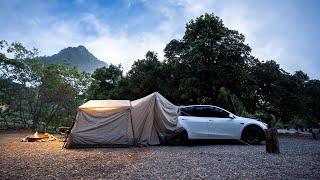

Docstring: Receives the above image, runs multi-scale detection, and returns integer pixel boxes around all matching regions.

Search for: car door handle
[209,120,213,121]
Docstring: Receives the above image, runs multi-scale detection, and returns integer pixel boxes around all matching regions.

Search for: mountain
[42,45,107,72]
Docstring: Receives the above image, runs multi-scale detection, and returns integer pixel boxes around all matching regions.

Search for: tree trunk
[228,94,237,115]
[31,96,43,131]
[44,105,59,132]
[266,128,280,153]
[0,112,9,129]
[211,86,217,104]
[31,115,38,131]
[19,99,28,129]
[44,122,48,133]
[31,106,42,131]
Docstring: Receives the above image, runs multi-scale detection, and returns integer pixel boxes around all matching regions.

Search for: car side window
[192,106,203,117]
[214,107,230,118]
[180,107,190,116]
[202,106,216,117]
[202,106,229,118]
[180,106,229,118]
[180,106,203,117]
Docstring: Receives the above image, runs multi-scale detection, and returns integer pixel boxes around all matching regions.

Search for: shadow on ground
[186,139,265,146]
[65,139,266,151]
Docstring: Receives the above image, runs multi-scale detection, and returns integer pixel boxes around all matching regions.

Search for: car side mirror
[229,114,236,119]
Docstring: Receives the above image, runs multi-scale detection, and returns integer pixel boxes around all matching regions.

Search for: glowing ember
[34,132,39,138]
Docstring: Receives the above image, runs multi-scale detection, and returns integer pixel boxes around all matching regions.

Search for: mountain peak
[77,45,87,50]
[42,46,107,73]
[62,45,88,52]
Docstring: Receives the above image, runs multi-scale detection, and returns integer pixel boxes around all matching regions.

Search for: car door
[179,106,208,139]
[206,107,240,139]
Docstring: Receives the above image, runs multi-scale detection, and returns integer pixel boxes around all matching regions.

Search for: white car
[177,105,268,145]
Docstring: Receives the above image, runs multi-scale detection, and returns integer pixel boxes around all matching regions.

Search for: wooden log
[266,128,280,153]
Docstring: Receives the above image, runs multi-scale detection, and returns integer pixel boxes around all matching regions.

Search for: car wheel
[241,126,263,145]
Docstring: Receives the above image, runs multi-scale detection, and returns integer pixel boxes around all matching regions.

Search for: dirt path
[1,130,319,179]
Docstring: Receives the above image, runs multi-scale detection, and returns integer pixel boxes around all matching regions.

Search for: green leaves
[87,64,123,99]
[0,41,91,130]
[126,51,164,99]
[1,11,319,129]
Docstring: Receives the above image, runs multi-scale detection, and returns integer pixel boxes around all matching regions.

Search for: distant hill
[42,45,107,73]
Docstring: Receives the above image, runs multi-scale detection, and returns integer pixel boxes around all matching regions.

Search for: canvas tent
[65,92,179,148]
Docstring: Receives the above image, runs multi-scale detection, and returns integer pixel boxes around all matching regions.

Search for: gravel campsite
[0,131,319,179]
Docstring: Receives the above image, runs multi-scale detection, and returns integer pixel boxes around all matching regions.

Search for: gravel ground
[0,130,319,180]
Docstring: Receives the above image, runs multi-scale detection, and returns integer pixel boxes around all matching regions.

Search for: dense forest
[1,13,319,132]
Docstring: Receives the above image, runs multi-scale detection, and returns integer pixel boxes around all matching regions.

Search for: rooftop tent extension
[131,92,179,145]
[65,92,179,148]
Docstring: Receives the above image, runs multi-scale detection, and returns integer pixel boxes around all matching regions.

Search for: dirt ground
[0,130,319,179]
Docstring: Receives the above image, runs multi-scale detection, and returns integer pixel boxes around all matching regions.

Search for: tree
[86,64,123,99]
[2,11,320,130]
[37,64,87,130]
[163,13,254,106]
[0,40,39,129]
[305,80,320,125]
[0,40,91,131]
[125,51,165,99]
[162,13,319,126]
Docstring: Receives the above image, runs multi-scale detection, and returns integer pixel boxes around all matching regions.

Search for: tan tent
[65,92,179,148]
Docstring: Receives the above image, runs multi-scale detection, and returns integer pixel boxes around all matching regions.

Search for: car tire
[241,126,264,145]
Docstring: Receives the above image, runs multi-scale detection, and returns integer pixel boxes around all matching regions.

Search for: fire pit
[27,132,49,142]
[21,132,56,142]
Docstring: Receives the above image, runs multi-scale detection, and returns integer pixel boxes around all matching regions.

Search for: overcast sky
[1,0,319,78]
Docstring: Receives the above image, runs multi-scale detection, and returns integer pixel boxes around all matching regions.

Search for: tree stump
[266,128,280,153]
[312,129,320,140]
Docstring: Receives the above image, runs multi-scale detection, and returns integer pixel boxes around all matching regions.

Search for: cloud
[0,0,318,78]
[174,1,319,78]
[0,1,175,72]
[85,27,165,71]
[78,13,169,71]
